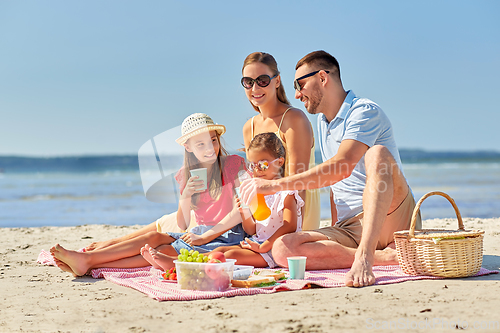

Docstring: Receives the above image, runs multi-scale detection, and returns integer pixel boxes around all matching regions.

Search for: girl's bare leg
[209,246,269,267]
[85,222,157,251]
[51,231,175,276]
[144,245,179,272]
[223,248,268,267]
[141,244,162,270]
[54,258,77,277]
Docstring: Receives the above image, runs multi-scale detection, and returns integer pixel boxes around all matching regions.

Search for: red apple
[204,264,221,279]
[208,251,226,263]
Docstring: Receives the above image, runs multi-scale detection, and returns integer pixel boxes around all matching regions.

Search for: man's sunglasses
[241,74,278,89]
[247,158,280,172]
[293,70,329,91]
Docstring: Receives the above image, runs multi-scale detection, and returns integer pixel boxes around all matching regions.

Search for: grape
[187,256,193,262]
[196,256,203,263]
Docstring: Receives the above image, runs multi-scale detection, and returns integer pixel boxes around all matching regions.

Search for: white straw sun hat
[175,113,226,145]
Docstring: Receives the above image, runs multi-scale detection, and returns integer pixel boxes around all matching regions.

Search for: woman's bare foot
[50,244,91,277]
[148,246,175,272]
[140,244,162,270]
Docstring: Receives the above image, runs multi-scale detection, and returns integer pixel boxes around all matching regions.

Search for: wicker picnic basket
[394,191,484,278]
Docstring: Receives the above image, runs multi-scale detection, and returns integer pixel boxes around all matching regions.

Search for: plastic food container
[174,259,236,291]
[232,265,254,280]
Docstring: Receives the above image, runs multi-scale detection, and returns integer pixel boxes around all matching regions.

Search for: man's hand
[239,178,277,206]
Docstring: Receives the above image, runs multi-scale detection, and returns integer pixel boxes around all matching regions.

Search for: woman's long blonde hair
[183,132,228,209]
[242,52,290,112]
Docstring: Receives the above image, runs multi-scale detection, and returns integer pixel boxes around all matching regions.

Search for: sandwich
[231,270,286,288]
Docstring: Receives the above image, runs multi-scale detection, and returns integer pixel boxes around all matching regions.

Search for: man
[239,50,420,287]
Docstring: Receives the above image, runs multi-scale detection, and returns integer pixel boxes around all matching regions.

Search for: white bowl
[232,265,254,280]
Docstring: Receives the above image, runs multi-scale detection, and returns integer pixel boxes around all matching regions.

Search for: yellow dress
[251,108,321,230]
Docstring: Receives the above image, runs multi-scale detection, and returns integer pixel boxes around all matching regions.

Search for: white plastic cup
[190,168,207,191]
[287,256,307,279]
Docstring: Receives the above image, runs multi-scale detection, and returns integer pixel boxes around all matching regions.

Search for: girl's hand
[180,232,206,246]
[240,237,262,252]
[235,195,252,220]
[181,176,205,199]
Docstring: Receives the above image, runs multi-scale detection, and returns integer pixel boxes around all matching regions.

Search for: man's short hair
[295,50,341,79]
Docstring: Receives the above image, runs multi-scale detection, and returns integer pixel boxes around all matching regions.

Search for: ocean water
[1,153,500,228]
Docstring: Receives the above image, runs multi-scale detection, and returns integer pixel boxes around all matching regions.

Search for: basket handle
[409,191,464,237]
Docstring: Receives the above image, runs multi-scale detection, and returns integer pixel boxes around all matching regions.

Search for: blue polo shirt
[317,90,404,223]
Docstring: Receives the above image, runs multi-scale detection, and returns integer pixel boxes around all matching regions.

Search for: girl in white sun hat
[50,113,248,276]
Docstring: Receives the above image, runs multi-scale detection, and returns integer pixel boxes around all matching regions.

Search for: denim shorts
[167,224,248,254]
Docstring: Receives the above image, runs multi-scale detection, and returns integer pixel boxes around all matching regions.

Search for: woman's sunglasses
[247,158,280,172]
[241,74,278,89]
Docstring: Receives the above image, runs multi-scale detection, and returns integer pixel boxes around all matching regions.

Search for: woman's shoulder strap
[250,116,255,138]
[277,107,292,132]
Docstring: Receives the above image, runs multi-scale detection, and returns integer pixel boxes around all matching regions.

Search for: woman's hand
[240,237,263,253]
[180,232,206,246]
[180,176,205,199]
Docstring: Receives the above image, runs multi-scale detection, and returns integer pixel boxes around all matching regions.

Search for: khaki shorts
[316,189,421,250]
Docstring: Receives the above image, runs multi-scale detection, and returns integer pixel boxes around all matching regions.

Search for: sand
[1,218,499,333]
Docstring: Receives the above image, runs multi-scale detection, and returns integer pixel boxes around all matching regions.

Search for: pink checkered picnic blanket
[37,249,498,302]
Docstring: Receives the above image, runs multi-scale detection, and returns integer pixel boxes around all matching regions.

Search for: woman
[240,52,320,231]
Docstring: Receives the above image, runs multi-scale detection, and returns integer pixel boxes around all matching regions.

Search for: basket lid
[394,228,484,239]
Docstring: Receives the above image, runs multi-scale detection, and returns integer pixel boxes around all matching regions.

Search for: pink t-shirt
[175,155,244,226]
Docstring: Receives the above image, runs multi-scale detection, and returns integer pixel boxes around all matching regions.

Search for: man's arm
[240,139,369,204]
[330,189,338,226]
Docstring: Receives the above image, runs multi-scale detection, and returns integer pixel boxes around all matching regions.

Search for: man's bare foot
[148,246,175,272]
[345,252,376,287]
[50,244,91,277]
[140,244,162,270]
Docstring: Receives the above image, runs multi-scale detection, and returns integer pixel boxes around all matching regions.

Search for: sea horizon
[2,149,500,174]
[1,149,499,228]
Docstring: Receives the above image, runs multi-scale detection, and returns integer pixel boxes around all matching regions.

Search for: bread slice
[231,275,276,288]
[256,270,286,281]
[231,270,287,288]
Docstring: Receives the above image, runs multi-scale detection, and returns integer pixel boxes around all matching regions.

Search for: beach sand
[1,218,499,333]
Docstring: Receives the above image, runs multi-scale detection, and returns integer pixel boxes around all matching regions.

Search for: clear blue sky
[1,1,499,156]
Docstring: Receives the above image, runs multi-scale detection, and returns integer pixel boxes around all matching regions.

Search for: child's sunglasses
[241,74,278,89]
[247,158,280,172]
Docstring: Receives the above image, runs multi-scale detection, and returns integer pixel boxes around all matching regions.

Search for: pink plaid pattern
[38,249,498,302]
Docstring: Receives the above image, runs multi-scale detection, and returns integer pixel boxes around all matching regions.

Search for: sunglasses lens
[255,75,271,88]
[241,77,254,89]
[258,161,269,171]
[294,80,302,91]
